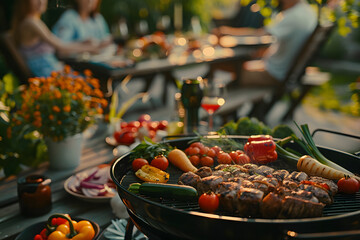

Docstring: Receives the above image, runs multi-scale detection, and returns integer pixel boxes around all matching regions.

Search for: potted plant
[10,66,108,170]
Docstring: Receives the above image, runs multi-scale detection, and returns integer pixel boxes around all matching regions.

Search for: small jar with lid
[17,175,52,217]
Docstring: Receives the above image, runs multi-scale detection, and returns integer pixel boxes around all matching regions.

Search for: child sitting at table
[11,0,100,77]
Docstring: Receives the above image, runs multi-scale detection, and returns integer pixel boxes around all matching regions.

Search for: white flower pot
[45,133,83,170]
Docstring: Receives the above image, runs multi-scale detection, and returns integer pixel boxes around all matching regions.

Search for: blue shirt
[52,9,110,42]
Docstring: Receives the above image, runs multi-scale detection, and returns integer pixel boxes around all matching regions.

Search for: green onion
[293,123,353,175]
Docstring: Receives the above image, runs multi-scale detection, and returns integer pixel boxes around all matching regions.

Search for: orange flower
[49,115,54,121]
[84,69,93,77]
[57,120,62,125]
[64,65,71,74]
[52,106,61,112]
[7,127,12,139]
[54,89,62,99]
[63,105,71,112]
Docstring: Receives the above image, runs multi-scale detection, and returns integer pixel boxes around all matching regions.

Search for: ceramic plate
[64,166,116,203]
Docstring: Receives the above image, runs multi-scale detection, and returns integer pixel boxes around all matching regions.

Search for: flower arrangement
[12,66,108,142]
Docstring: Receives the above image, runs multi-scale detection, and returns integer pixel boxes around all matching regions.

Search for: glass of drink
[201,79,226,132]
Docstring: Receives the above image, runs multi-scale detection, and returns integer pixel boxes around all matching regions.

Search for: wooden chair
[252,23,335,122]
[0,31,33,84]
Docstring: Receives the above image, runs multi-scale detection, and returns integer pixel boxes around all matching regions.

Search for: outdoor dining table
[0,124,117,240]
[63,34,274,103]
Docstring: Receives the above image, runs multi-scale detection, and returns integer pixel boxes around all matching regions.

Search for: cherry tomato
[189,155,200,166]
[138,114,151,123]
[187,147,200,156]
[217,152,232,164]
[206,148,217,158]
[190,142,204,149]
[198,192,219,213]
[132,158,149,171]
[211,146,221,155]
[148,121,159,131]
[237,153,251,165]
[114,130,136,145]
[157,120,168,130]
[151,155,169,170]
[337,176,360,194]
[127,121,141,128]
[200,156,214,167]
[229,151,239,162]
[200,146,210,156]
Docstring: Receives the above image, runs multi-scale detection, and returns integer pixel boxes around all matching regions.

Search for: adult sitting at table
[11,0,101,77]
[214,0,317,87]
[52,0,113,48]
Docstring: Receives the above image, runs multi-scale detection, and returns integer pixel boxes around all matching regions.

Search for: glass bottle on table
[181,78,203,134]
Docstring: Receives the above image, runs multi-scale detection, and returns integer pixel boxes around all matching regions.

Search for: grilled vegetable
[135,165,169,183]
[297,155,350,180]
[167,149,197,172]
[244,135,277,164]
[128,182,198,200]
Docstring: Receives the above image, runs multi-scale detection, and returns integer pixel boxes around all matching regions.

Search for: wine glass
[201,79,226,132]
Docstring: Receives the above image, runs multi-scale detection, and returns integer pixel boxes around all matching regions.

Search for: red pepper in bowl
[244,135,277,164]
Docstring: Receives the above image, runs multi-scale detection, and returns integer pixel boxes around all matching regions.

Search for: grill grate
[120,167,360,218]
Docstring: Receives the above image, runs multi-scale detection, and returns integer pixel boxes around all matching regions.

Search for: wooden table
[0,124,117,240]
[64,35,272,104]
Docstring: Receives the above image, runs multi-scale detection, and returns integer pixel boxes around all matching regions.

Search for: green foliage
[0,75,47,178]
[241,0,359,36]
[218,116,295,138]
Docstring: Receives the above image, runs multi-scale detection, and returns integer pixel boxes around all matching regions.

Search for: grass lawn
[303,68,359,117]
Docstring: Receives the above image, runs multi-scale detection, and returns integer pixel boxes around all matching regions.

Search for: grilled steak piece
[291,190,319,203]
[234,187,264,217]
[254,165,274,176]
[299,184,333,205]
[213,170,232,181]
[178,171,201,188]
[286,171,308,182]
[217,182,242,212]
[278,196,325,218]
[195,166,212,178]
[227,177,244,184]
[309,176,338,196]
[197,175,224,195]
[242,163,259,174]
[241,179,255,188]
[261,192,282,218]
[282,179,299,190]
[272,169,289,181]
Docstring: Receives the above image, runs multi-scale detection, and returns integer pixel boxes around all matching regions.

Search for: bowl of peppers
[15,213,100,240]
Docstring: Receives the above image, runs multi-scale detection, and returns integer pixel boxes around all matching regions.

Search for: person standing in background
[11,0,100,77]
[52,0,113,48]
[215,0,317,87]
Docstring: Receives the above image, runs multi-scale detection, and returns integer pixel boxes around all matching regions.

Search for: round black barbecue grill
[110,136,360,240]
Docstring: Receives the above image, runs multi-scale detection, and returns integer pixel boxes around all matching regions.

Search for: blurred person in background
[11,0,100,77]
[52,0,113,48]
[215,0,317,87]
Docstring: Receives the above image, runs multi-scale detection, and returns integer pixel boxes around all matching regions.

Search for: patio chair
[252,22,335,122]
[0,31,33,84]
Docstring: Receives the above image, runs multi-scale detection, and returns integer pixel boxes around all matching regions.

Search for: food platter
[64,165,116,203]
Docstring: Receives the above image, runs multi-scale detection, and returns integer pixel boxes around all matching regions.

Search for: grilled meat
[235,187,264,217]
[217,182,242,212]
[254,165,274,176]
[195,166,212,178]
[299,184,333,205]
[290,190,319,203]
[212,170,232,181]
[178,171,201,188]
[272,169,289,181]
[286,171,308,182]
[261,192,283,218]
[309,176,338,196]
[197,175,224,195]
[278,196,325,219]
